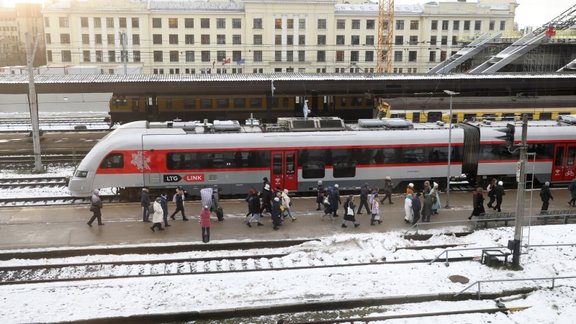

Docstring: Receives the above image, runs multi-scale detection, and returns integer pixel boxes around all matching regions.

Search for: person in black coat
[540,181,553,212]
[260,177,273,215]
[469,187,486,219]
[342,195,360,228]
[380,176,394,204]
[331,184,342,217]
[87,189,104,226]
[160,193,170,227]
[141,187,151,222]
[316,180,325,211]
[411,192,422,225]
[493,181,505,212]
[271,197,282,230]
[357,183,371,214]
[170,187,189,221]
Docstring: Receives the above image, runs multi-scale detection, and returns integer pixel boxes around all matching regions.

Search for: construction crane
[376,0,394,73]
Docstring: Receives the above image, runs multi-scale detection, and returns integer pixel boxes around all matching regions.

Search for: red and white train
[68,116,576,198]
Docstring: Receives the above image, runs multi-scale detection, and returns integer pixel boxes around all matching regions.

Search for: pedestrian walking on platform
[260,177,273,215]
[321,186,334,221]
[493,181,505,212]
[431,182,441,215]
[569,177,576,207]
[342,195,360,228]
[150,197,165,232]
[141,187,151,222]
[200,205,211,243]
[381,176,394,204]
[406,183,415,197]
[486,178,497,208]
[281,189,296,221]
[412,192,422,225]
[357,183,371,215]
[246,188,263,227]
[170,187,188,221]
[87,189,104,226]
[469,187,485,220]
[404,193,413,224]
[271,197,282,230]
[540,182,553,212]
[370,193,381,225]
[332,184,342,217]
[160,193,170,227]
[316,180,325,210]
[421,181,433,222]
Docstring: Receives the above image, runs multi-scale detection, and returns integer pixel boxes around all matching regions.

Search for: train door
[551,144,576,182]
[270,151,298,191]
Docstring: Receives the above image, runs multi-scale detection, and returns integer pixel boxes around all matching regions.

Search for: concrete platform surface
[0,189,572,250]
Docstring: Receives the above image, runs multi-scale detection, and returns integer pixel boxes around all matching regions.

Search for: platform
[0,189,570,250]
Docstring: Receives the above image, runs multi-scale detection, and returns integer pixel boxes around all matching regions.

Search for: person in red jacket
[199,205,211,243]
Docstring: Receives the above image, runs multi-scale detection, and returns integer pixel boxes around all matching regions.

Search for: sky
[0,0,573,29]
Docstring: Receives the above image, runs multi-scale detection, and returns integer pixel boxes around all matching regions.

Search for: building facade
[41,0,517,75]
[0,3,46,68]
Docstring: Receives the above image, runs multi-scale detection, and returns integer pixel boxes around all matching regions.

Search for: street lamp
[444,89,459,208]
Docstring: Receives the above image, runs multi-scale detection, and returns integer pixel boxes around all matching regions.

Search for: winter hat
[498,181,503,186]
[433,182,438,188]
[408,183,414,188]
[155,197,162,202]
[318,180,322,185]
[283,189,289,194]
[385,176,391,180]
[92,189,100,195]
[334,184,339,188]
[274,197,280,202]
[545,181,550,186]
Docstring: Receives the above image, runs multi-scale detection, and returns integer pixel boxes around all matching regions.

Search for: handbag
[347,206,354,216]
[89,205,95,212]
[323,197,330,205]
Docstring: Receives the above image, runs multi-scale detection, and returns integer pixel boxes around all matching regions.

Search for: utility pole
[120,31,128,75]
[512,114,528,269]
[25,32,43,173]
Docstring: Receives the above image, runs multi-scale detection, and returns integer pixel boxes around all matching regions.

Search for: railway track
[0,194,119,207]
[0,176,69,189]
[0,154,87,166]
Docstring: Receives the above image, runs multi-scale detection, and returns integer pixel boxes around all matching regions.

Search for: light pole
[444,90,459,208]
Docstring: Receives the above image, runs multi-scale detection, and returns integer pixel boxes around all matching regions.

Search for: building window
[217,34,226,44]
[94,17,101,28]
[83,50,90,62]
[217,50,226,61]
[82,34,89,45]
[59,17,69,28]
[318,19,326,29]
[441,36,448,45]
[474,20,481,31]
[350,51,359,62]
[275,18,282,29]
[253,18,262,29]
[408,51,417,62]
[394,35,403,45]
[45,33,51,44]
[154,51,163,62]
[287,35,293,45]
[500,20,506,30]
[409,36,418,45]
[336,50,344,62]
[217,18,226,29]
[317,50,326,62]
[201,34,210,45]
[351,19,360,29]
[201,18,210,28]
[442,20,449,30]
[232,35,241,45]
[287,19,294,29]
[153,34,162,45]
[168,34,178,45]
[107,34,115,44]
[299,18,305,29]
[60,34,70,44]
[430,36,437,45]
[132,18,139,28]
[95,50,102,62]
[396,20,404,30]
[453,20,460,30]
[185,18,194,28]
[201,51,210,62]
[232,18,241,28]
[152,18,161,28]
[133,51,140,62]
[298,35,305,45]
[366,19,375,29]
[365,35,374,46]
[47,50,52,62]
[132,34,140,45]
[44,17,50,28]
[452,36,458,45]
[317,35,326,45]
[275,35,281,45]
[254,34,262,45]
[169,18,178,28]
[184,34,194,45]
[232,50,241,62]
[119,17,127,28]
[394,51,402,62]
[336,19,345,29]
[185,50,195,62]
[351,35,360,45]
[81,17,88,28]
[106,17,114,28]
[410,20,419,30]
[61,50,71,62]
[336,35,345,45]
[298,50,305,62]
[275,51,281,62]
[286,51,293,62]
[253,50,262,62]
[431,20,437,30]
[429,51,436,62]
[108,50,116,62]
[95,34,102,44]
[170,51,179,62]
[489,20,495,31]
[365,51,373,62]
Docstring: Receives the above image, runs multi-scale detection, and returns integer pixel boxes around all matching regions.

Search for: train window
[351,97,363,107]
[554,146,565,166]
[233,98,246,108]
[282,98,289,108]
[478,144,516,161]
[427,111,442,123]
[201,99,212,109]
[99,153,124,169]
[217,99,229,109]
[463,113,476,121]
[286,153,295,175]
[402,147,425,163]
[250,98,262,108]
[412,112,420,123]
[299,149,326,178]
[166,99,173,110]
[167,151,269,170]
[131,99,139,112]
[333,161,356,178]
[567,147,576,167]
[184,99,196,109]
[340,97,347,107]
[273,154,282,174]
[539,112,552,120]
[269,98,278,108]
[527,143,554,160]
[524,113,534,121]
[502,113,515,121]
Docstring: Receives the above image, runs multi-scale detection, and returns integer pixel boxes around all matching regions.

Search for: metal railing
[455,276,576,299]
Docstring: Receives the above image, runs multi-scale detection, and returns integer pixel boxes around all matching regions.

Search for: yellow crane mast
[376,0,394,73]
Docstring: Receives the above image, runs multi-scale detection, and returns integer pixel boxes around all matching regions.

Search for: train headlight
[75,170,88,178]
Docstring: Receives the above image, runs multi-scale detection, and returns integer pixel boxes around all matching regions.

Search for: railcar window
[402,147,425,162]
[351,97,363,107]
[217,99,229,109]
[539,112,552,120]
[527,143,554,160]
[131,99,139,112]
[250,98,262,108]
[340,97,347,107]
[502,113,515,120]
[427,111,442,123]
[184,99,196,109]
[99,153,124,169]
[525,113,534,121]
[478,144,516,160]
[273,154,282,174]
[567,147,576,167]
[201,99,211,109]
[233,98,246,108]
[299,150,326,178]
[412,112,420,123]
[269,98,278,108]
[554,146,564,166]
[463,113,476,121]
[167,151,269,170]
[333,161,356,178]
[166,99,173,110]
[282,98,289,108]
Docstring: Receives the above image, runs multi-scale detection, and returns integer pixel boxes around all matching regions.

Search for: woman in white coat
[150,197,165,232]
[404,193,414,224]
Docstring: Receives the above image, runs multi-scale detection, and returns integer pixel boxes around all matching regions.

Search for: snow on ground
[0,225,575,323]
